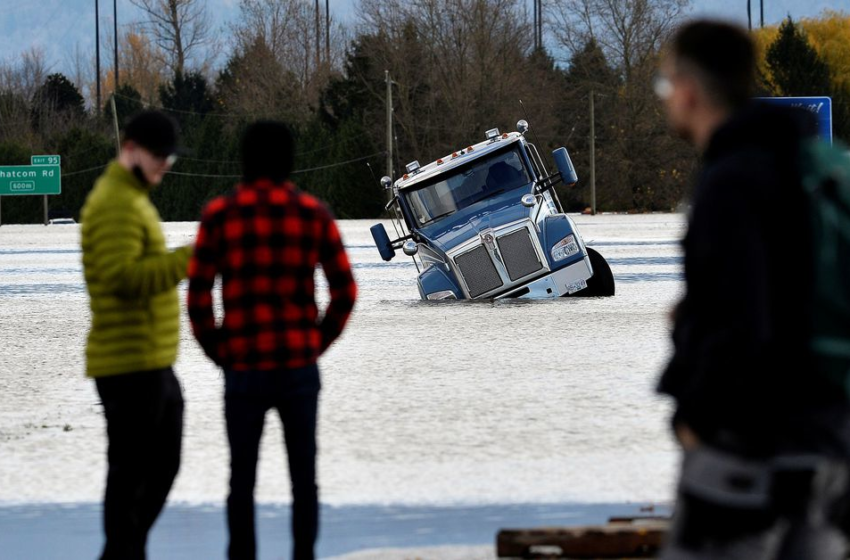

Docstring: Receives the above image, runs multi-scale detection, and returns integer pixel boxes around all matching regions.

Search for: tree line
[0,0,847,223]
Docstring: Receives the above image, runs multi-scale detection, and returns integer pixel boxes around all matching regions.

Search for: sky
[1,0,849,78]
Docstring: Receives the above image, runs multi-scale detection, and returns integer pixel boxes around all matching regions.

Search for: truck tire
[570,247,615,297]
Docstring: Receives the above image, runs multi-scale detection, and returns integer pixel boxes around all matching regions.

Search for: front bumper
[496,255,593,299]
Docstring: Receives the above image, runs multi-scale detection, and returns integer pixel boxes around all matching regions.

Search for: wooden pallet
[496,516,670,559]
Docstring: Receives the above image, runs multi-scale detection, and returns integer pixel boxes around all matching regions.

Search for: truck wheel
[570,247,615,297]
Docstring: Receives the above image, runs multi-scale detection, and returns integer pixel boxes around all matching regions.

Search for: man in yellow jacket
[81,110,192,560]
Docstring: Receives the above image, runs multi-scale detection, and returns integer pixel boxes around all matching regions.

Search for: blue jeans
[224,365,321,560]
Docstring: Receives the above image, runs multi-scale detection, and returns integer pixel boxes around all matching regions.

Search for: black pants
[95,367,184,560]
[224,365,320,560]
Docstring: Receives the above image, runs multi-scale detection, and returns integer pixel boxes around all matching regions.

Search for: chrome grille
[498,229,543,281]
[455,245,503,297]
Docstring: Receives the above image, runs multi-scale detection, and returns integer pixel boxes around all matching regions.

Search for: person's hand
[675,423,700,450]
[668,299,682,323]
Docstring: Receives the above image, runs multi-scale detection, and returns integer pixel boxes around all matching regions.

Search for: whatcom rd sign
[0,155,61,195]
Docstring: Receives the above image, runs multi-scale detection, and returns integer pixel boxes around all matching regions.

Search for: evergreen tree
[31,73,86,134]
[558,39,623,211]
[767,17,849,141]
[159,71,213,123]
[32,74,85,117]
[110,83,144,127]
[767,18,832,97]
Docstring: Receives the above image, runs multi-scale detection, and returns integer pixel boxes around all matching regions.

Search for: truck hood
[416,188,531,254]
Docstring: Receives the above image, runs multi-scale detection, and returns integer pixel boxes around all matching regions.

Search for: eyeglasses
[150,152,178,167]
[653,73,675,100]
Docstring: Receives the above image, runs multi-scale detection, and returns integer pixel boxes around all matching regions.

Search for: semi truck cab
[371,122,615,300]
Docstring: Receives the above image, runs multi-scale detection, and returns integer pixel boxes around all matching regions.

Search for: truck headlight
[426,290,457,300]
[551,234,579,262]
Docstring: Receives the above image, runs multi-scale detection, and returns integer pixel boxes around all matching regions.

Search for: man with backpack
[656,20,850,559]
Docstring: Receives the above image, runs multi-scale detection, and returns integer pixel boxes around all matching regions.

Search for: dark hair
[241,121,295,183]
[122,110,179,157]
[670,20,756,110]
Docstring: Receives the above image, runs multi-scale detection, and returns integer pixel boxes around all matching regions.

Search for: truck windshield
[404,146,531,226]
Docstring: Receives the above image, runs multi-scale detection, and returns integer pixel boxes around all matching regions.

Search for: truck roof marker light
[467,146,474,152]
[437,158,444,165]
[485,128,500,141]
[452,152,458,159]
[501,133,508,139]
[403,174,409,180]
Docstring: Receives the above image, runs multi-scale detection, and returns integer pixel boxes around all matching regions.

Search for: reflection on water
[0,215,686,506]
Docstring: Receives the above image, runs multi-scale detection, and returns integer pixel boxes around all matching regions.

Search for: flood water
[0,214,686,555]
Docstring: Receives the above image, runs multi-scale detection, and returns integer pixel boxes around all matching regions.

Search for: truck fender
[417,264,461,301]
[541,214,584,268]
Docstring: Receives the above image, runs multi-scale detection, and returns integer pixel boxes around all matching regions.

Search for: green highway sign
[0,164,61,195]
[31,155,61,166]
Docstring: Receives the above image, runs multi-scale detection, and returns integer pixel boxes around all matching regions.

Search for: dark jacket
[658,103,850,458]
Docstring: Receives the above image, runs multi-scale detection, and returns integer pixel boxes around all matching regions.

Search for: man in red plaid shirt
[187,121,356,560]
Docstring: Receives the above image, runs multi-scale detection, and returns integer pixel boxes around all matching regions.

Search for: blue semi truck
[370,122,615,300]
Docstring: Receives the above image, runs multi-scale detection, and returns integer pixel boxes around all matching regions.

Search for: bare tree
[548,0,688,80]
[106,23,168,104]
[356,0,536,163]
[129,0,216,75]
[0,48,51,146]
[66,44,93,107]
[549,0,692,210]
[228,0,347,112]
[0,48,50,102]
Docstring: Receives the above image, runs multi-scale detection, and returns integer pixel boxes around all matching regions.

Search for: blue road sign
[757,96,833,143]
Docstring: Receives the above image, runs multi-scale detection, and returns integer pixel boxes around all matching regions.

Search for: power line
[177,155,240,165]
[163,151,385,179]
[292,151,385,174]
[113,92,256,119]
[178,135,366,163]
[63,164,109,177]
[166,170,239,179]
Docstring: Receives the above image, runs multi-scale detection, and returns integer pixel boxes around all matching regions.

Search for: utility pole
[114,0,119,88]
[95,0,101,111]
[110,95,121,155]
[760,0,764,28]
[589,90,596,216]
[386,71,393,179]
[325,0,330,66]
[314,0,321,71]
[533,0,538,50]
[747,0,752,31]
[537,0,543,52]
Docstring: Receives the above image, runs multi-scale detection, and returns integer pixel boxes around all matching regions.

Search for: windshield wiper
[422,210,455,225]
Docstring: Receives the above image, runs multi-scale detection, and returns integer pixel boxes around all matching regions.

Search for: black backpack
[800,138,850,395]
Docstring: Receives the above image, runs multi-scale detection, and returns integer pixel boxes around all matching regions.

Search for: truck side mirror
[402,240,419,256]
[370,223,396,261]
[552,147,578,186]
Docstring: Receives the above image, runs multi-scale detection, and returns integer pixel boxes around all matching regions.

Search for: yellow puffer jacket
[81,161,192,378]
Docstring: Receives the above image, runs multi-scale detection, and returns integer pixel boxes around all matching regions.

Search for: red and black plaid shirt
[187,179,357,371]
